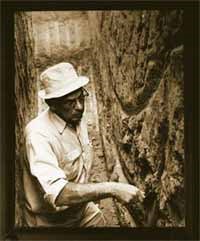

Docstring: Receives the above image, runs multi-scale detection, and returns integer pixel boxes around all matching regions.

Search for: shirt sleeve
[25,132,68,210]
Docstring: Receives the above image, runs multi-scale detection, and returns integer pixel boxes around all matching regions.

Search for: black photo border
[0,1,199,240]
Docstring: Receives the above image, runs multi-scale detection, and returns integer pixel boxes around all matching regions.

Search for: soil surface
[88,130,120,227]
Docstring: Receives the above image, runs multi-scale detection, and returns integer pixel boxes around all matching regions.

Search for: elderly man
[24,62,144,227]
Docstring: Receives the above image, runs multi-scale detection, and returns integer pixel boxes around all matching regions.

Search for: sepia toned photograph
[15,10,185,228]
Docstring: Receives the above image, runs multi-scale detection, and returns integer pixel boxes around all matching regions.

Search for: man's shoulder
[25,109,51,137]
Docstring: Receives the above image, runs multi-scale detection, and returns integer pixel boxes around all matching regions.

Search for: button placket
[76,126,87,173]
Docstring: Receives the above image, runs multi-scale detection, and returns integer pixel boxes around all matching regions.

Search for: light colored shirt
[24,108,93,216]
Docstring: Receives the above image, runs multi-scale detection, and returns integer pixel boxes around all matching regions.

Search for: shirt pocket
[62,148,82,181]
[64,149,81,161]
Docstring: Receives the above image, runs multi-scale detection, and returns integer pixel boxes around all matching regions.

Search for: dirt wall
[15,12,38,226]
[88,10,184,227]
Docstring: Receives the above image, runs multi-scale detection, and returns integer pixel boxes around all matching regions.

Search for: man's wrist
[104,182,117,199]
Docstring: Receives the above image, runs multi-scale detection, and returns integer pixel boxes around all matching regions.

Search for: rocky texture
[88,10,184,227]
[15,12,38,226]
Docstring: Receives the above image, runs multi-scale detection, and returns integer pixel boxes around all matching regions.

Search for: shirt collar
[48,109,67,135]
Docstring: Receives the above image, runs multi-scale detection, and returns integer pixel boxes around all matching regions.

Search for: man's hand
[112,182,145,204]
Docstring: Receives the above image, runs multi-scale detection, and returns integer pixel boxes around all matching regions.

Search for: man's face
[51,88,87,125]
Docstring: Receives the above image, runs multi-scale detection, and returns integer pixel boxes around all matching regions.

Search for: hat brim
[38,76,89,99]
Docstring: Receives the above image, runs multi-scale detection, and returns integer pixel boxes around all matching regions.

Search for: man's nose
[75,99,84,111]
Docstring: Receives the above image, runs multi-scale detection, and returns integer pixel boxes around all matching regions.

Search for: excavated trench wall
[15,12,38,226]
[88,10,184,227]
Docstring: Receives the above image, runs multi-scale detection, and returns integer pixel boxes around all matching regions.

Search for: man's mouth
[73,113,82,119]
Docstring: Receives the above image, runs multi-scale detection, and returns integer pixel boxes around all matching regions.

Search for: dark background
[0,1,199,240]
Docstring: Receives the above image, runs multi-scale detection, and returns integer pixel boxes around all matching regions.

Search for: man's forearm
[55,182,115,206]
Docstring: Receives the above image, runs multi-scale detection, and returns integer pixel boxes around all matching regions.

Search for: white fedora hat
[38,62,89,99]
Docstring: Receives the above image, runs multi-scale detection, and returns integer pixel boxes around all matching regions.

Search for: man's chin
[71,117,81,125]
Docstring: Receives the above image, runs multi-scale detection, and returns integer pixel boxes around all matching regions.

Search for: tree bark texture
[88,10,184,227]
[15,12,37,227]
